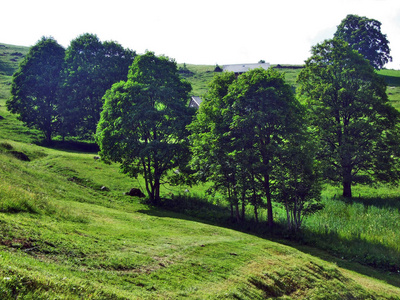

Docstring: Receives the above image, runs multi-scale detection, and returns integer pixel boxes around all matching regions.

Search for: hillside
[1,43,400,299]
[181,64,400,110]
[1,121,400,299]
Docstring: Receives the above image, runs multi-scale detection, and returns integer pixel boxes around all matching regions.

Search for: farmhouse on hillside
[188,63,270,110]
[189,96,202,109]
[223,63,270,76]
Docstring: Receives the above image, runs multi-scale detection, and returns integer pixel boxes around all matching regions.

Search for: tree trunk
[241,193,246,221]
[254,205,259,223]
[154,176,161,205]
[228,186,234,218]
[342,166,352,198]
[263,174,274,228]
[235,202,240,222]
[342,180,352,198]
[44,128,52,145]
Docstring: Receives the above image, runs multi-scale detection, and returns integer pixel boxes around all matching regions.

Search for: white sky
[2,0,400,69]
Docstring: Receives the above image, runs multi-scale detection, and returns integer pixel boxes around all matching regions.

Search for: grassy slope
[0,44,400,299]
[181,64,400,110]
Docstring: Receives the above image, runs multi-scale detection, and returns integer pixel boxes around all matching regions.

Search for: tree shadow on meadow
[380,75,400,87]
[340,195,400,210]
[39,139,100,154]
[137,195,400,289]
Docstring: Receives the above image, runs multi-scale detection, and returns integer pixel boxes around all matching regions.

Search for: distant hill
[0,43,29,100]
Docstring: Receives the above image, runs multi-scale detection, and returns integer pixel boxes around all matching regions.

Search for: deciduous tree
[7,37,65,143]
[189,72,242,220]
[62,33,135,138]
[298,38,400,198]
[226,68,303,227]
[334,14,392,69]
[96,52,192,204]
[190,68,303,227]
[274,135,322,232]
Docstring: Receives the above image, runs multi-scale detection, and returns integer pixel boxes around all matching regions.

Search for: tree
[298,38,400,198]
[226,68,304,227]
[7,37,65,143]
[275,134,322,232]
[190,68,303,227]
[96,52,192,204]
[334,14,392,69]
[61,33,135,138]
[189,72,243,220]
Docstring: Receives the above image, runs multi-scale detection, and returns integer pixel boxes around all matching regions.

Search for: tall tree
[274,134,322,232]
[226,68,303,227]
[190,68,303,227]
[189,72,243,220]
[334,14,392,69]
[62,33,135,138]
[298,38,400,198]
[96,52,192,204]
[7,37,65,143]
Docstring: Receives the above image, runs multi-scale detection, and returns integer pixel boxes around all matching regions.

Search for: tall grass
[302,196,400,271]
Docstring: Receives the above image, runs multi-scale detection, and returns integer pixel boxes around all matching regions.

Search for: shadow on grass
[380,75,400,87]
[286,232,400,289]
[340,195,400,210]
[40,140,100,153]
[137,194,400,289]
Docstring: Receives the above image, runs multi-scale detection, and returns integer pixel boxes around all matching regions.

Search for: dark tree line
[8,34,135,143]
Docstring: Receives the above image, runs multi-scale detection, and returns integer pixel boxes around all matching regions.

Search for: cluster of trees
[8,15,399,231]
[7,33,135,142]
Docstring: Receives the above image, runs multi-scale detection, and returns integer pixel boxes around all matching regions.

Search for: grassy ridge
[1,43,400,298]
[181,63,400,110]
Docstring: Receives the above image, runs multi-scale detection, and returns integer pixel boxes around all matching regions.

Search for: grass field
[1,43,400,298]
[1,135,400,299]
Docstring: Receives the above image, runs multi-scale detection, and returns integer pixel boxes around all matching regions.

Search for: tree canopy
[298,38,400,198]
[334,14,392,69]
[7,37,65,143]
[96,52,193,204]
[62,33,135,138]
[189,68,314,228]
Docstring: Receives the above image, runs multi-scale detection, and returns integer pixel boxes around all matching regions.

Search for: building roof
[189,96,202,108]
[222,63,270,73]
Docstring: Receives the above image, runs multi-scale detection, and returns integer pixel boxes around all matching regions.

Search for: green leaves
[7,37,65,143]
[62,33,136,138]
[334,14,392,69]
[190,68,312,227]
[96,52,192,204]
[298,38,400,197]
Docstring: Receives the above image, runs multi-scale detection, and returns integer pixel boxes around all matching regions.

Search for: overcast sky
[2,0,399,68]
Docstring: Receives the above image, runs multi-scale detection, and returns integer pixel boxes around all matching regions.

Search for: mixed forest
[1,14,400,299]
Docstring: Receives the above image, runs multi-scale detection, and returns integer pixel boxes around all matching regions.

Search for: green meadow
[1,43,400,299]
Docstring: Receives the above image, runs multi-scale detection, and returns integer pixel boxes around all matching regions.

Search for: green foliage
[62,33,135,139]
[189,71,238,214]
[6,37,65,143]
[97,52,193,204]
[275,135,323,232]
[298,38,400,198]
[334,14,392,69]
[190,68,309,228]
